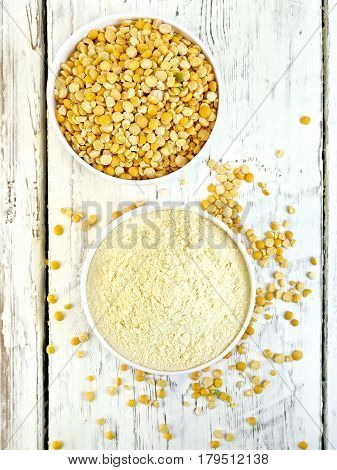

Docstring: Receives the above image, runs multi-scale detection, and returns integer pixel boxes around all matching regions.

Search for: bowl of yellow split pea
[47,15,223,185]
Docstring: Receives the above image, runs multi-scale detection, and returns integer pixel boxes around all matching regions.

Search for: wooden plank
[0,0,45,450]
[46,0,158,451]
[47,0,323,449]
[323,0,337,450]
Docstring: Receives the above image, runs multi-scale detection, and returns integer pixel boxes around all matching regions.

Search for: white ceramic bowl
[81,204,256,375]
[47,14,224,186]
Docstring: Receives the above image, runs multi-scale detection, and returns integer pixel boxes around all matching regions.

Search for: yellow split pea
[54,19,218,180]
[105,430,116,440]
[49,260,60,270]
[51,440,63,450]
[298,440,308,449]
[247,417,257,426]
[46,343,55,354]
[299,116,310,125]
[47,294,58,304]
[85,391,95,402]
[53,225,64,236]
[53,311,64,321]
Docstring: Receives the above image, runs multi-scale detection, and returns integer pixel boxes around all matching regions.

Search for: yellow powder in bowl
[86,209,251,371]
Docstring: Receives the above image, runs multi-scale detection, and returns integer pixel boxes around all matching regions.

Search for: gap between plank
[42,0,50,451]
[321,0,329,451]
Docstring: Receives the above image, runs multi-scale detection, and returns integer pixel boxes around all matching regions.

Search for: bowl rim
[46,13,224,186]
[80,204,256,375]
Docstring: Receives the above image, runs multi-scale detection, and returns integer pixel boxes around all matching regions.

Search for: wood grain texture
[323,0,337,450]
[45,0,324,450]
[0,0,45,450]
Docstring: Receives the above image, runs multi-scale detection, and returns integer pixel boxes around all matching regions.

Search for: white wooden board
[46,0,324,450]
[0,0,45,450]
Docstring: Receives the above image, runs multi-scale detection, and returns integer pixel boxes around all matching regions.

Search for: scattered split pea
[51,440,63,450]
[210,440,220,449]
[70,336,80,346]
[85,391,95,402]
[53,225,64,236]
[49,260,60,270]
[47,294,58,304]
[46,343,55,354]
[299,116,310,125]
[298,440,308,450]
[247,417,257,426]
[53,311,64,321]
[105,430,116,440]
[292,350,303,361]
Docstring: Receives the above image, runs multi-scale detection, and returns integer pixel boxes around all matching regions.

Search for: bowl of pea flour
[81,207,255,374]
